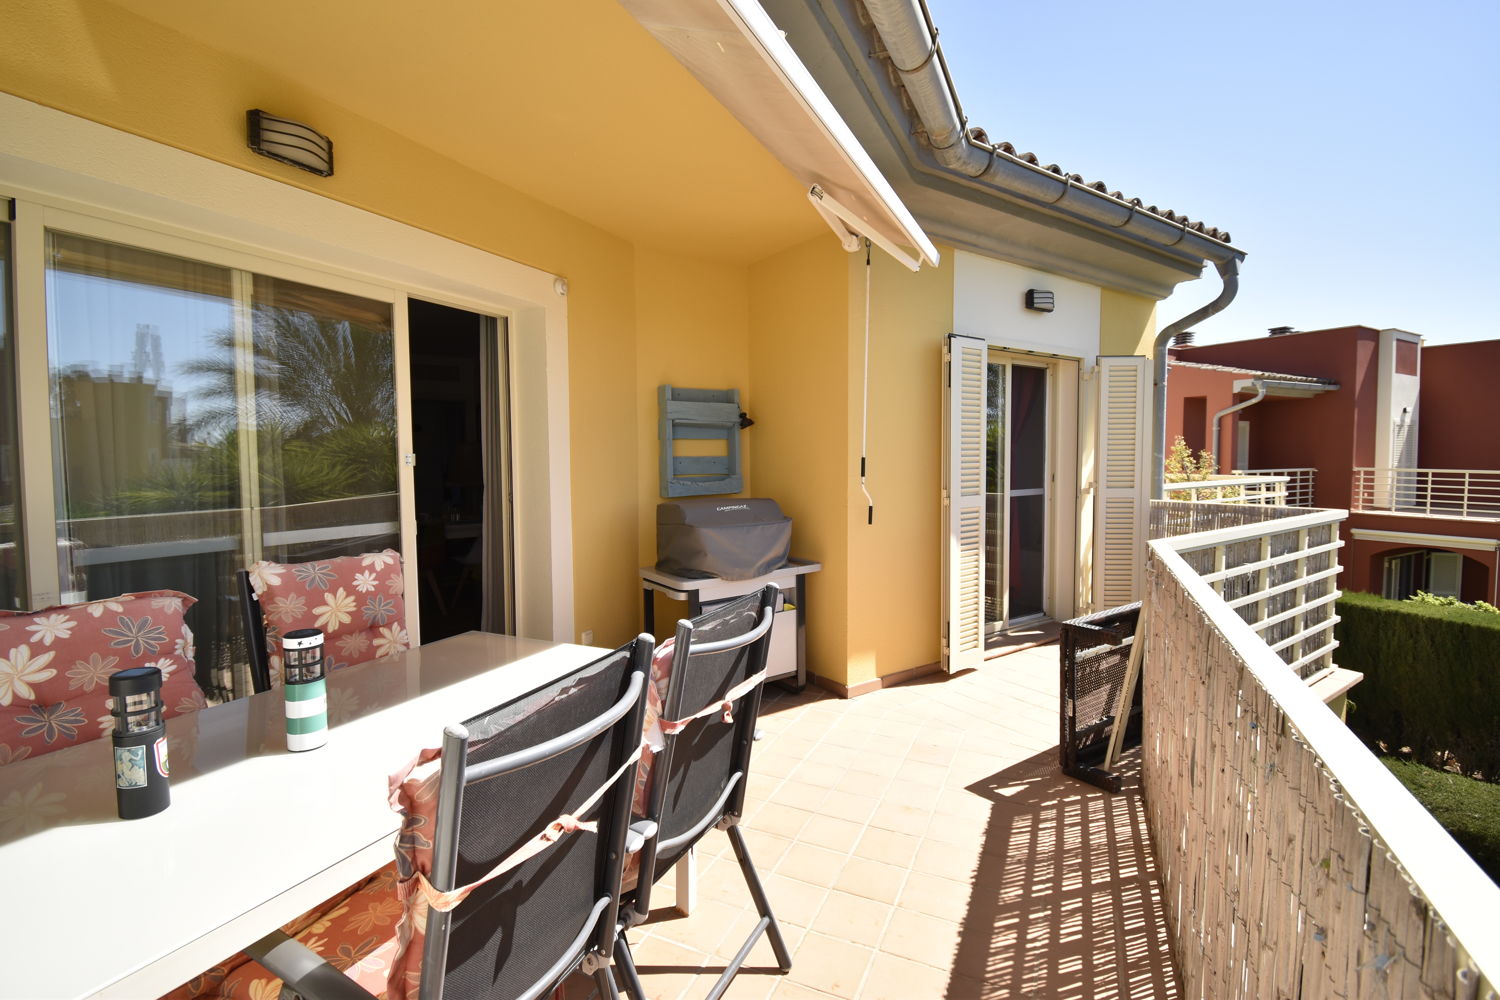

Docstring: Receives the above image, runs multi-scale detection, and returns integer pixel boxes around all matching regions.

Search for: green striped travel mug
[282,628,328,751]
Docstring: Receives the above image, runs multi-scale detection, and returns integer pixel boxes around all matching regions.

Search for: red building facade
[1167,327,1500,604]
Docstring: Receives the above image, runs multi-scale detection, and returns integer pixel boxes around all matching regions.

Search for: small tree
[1164,436,1219,483]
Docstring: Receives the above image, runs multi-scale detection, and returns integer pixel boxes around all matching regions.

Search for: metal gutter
[1210,379,1267,469]
[859,0,1243,267]
[1151,257,1240,498]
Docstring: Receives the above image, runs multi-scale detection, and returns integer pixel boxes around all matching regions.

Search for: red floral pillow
[247,549,408,686]
[0,590,206,765]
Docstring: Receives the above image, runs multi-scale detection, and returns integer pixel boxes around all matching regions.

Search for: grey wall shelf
[659,384,742,497]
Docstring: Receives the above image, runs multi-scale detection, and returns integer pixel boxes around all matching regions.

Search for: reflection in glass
[47,233,239,691]
[983,361,1048,630]
[249,276,397,564]
[0,218,21,609]
[46,233,400,700]
[984,362,1004,628]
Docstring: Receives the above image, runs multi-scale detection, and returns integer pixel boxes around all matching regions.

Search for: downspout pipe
[1150,256,1241,498]
[1210,379,1267,472]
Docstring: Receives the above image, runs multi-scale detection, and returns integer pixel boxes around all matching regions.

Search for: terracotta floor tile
[833,857,908,904]
[852,826,921,868]
[785,932,873,999]
[775,781,838,814]
[797,813,866,853]
[753,802,817,840]
[820,789,880,824]
[880,908,962,969]
[776,841,848,888]
[909,838,982,884]
[770,981,843,999]
[626,936,714,1000]
[856,952,953,1000]
[760,872,831,927]
[809,888,891,942]
[648,898,743,955]
[618,640,1179,1000]
[790,760,847,789]
[738,826,791,861]
[865,802,931,837]
[897,870,973,924]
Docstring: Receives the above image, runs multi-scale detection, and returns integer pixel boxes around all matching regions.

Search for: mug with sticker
[109,666,170,819]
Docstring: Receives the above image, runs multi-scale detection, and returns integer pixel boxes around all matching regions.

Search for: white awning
[619,0,940,270]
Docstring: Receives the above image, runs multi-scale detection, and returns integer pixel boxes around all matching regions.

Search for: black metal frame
[237,569,273,694]
[246,637,654,1000]
[616,584,791,1000]
[1058,602,1142,793]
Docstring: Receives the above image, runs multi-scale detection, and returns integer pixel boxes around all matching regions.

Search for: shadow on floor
[947,749,1179,1000]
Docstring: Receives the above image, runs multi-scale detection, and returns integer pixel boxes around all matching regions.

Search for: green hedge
[1334,592,1500,781]
[1381,758,1500,881]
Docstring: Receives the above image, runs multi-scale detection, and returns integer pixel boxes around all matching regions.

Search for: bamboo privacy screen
[1143,529,1497,999]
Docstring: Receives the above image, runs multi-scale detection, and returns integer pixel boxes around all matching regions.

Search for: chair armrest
[625,819,658,855]
[245,930,378,1000]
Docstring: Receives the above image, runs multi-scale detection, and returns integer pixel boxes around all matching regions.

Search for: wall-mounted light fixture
[1025,289,1055,312]
[247,110,334,177]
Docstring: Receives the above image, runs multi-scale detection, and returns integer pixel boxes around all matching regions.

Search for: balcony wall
[1143,517,1498,999]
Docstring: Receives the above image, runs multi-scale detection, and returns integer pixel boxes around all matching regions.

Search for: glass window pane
[1008,493,1046,619]
[984,361,1004,628]
[251,275,398,564]
[1010,365,1047,492]
[46,231,239,692]
[0,217,22,610]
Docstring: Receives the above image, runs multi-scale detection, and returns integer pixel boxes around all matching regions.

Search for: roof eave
[760,0,1244,297]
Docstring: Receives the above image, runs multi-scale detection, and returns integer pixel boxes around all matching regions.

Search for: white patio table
[0,631,607,1000]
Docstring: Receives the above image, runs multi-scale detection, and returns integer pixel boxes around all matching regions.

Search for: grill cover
[656,498,791,580]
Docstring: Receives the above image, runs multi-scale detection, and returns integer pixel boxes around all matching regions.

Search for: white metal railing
[1160,474,1288,506]
[1158,508,1343,680]
[1145,515,1498,999]
[1234,466,1316,506]
[1353,467,1500,519]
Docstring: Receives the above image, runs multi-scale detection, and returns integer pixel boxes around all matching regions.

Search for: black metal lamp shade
[1025,289,1055,312]
[247,110,334,177]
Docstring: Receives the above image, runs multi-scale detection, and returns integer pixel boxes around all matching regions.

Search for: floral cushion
[0,590,206,765]
[164,863,402,1000]
[248,550,408,686]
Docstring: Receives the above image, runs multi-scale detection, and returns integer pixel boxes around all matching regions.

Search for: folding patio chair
[241,635,654,1000]
[615,585,791,1000]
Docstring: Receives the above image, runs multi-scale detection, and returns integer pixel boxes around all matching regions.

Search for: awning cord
[859,239,874,525]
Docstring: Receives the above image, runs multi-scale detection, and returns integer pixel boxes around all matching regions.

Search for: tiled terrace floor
[582,644,1180,1000]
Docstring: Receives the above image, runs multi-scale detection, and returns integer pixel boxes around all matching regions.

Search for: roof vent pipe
[1172,331,1195,347]
[1151,256,1242,499]
[1269,326,1296,336]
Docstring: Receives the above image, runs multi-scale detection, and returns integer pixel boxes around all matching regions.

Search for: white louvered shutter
[1093,355,1149,609]
[942,335,987,672]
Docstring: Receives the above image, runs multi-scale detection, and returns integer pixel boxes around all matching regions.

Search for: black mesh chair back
[648,588,773,875]
[616,585,790,1000]
[422,637,653,1000]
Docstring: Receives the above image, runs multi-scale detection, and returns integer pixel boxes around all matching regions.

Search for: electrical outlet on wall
[580,629,594,646]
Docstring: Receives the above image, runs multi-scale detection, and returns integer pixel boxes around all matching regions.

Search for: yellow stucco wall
[1100,289,1158,357]
[842,249,954,687]
[632,249,753,640]
[748,241,954,689]
[748,237,851,682]
[0,0,775,647]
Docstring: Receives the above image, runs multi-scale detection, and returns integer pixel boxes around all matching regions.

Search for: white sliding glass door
[43,227,398,699]
[984,357,1050,632]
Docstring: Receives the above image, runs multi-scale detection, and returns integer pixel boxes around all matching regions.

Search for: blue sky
[925,0,1498,345]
